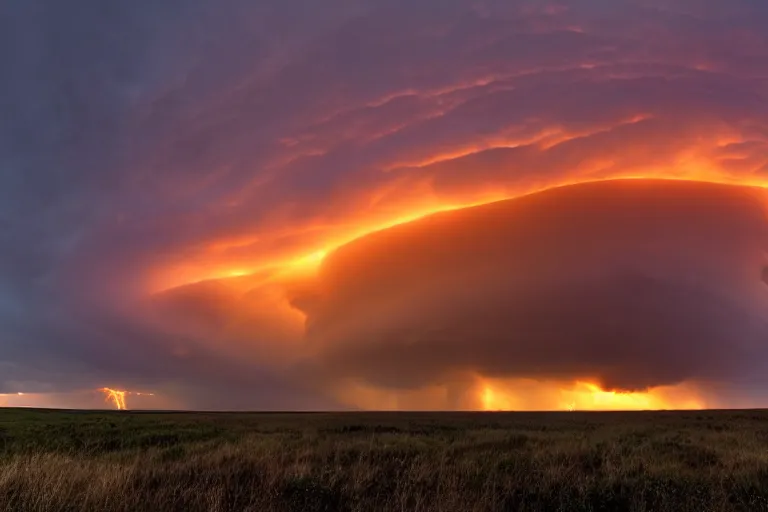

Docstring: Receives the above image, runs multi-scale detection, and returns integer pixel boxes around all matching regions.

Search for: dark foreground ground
[1,409,768,511]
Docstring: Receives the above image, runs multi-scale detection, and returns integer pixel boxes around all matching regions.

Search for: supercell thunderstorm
[2,0,768,409]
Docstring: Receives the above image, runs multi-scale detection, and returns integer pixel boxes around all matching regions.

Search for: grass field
[2,409,768,511]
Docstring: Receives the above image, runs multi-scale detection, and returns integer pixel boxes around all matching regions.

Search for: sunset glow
[478,379,705,412]
[4,0,768,411]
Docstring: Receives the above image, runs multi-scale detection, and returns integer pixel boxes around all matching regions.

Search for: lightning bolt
[99,388,154,410]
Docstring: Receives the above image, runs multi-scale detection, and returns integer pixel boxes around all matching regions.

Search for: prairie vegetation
[1,409,768,511]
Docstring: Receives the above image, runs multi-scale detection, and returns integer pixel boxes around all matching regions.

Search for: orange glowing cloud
[148,110,768,295]
[149,175,768,296]
[138,177,768,411]
[281,179,768,410]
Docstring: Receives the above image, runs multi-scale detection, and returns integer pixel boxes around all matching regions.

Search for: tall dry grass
[1,410,768,511]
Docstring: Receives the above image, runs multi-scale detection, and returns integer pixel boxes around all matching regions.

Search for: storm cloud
[2,0,768,409]
[298,180,768,392]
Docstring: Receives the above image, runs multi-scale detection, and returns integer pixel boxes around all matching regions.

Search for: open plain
[1,409,768,511]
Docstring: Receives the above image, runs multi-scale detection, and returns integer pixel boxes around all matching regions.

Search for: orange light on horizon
[481,383,518,411]
[560,381,705,411]
[329,375,707,412]
[478,378,706,411]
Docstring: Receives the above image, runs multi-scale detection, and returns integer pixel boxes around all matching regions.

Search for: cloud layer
[2,0,768,409]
